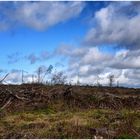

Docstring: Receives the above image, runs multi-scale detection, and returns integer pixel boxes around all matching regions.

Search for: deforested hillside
[0,84,140,139]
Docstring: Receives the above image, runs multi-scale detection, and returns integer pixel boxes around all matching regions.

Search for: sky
[0,1,140,87]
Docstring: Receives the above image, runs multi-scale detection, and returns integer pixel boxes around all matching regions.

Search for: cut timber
[0,97,12,110]
[13,94,29,101]
[0,90,30,110]
[5,89,30,101]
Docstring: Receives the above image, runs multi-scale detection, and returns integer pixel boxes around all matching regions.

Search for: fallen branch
[0,97,13,110]
[0,93,29,110]
[131,129,140,138]
[5,88,30,101]
[13,94,29,101]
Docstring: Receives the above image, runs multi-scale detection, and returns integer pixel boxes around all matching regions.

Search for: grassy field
[0,108,140,139]
[0,84,140,139]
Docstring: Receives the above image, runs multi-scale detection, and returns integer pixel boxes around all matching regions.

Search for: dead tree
[0,73,9,84]
[21,70,28,84]
[32,74,34,83]
[108,75,115,87]
[96,75,102,87]
[41,65,53,83]
[117,80,119,87]
[77,73,80,85]
[37,67,42,83]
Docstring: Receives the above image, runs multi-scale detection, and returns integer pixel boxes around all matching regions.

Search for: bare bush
[51,71,67,85]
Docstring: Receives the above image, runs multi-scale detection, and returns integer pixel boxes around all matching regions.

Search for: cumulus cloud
[84,2,140,50]
[55,44,140,87]
[109,49,140,69]
[0,1,85,31]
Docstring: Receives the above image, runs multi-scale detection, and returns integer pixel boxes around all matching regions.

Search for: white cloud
[0,1,85,30]
[5,70,21,84]
[110,49,140,69]
[84,2,140,50]
[5,69,38,84]
[55,44,140,87]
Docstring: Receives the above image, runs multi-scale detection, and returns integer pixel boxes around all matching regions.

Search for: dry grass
[0,108,140,139]
[0,84,140,138]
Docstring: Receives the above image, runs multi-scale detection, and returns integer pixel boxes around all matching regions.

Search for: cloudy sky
[0,1,140,87]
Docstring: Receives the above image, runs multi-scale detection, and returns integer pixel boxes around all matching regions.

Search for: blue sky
[0,1,140,87]
[0,3,86,69]
[0,2,92,68]
[0,1,110,70]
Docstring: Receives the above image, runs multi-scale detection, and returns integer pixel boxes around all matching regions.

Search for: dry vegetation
[0,84,140,139]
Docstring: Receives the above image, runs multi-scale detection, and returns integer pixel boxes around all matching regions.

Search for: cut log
[0,97,12,110]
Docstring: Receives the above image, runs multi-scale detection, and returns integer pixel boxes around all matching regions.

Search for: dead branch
[0,93,30,110]
[131,129,140,138]
[0,73,9,84]
[0,97,13,110]
[5,88,29,101]
[13,94,29,101]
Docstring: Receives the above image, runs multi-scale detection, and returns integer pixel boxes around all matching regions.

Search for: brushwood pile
[0,84,140,112]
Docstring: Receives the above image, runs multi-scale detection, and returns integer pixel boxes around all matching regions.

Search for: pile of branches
[0,84,140,112]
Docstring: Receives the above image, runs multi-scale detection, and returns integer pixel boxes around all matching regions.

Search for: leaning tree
[0,73,9,84]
